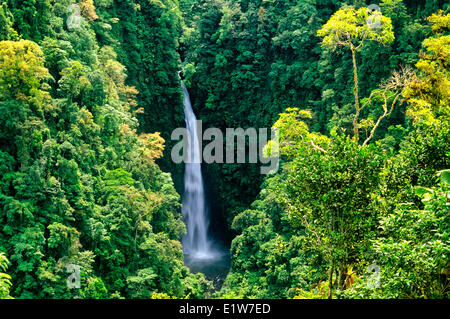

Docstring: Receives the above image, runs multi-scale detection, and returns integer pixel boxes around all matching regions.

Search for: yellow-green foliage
[0,40,52,107]
[0,252,12,299]
[317,7,394,50]
[403,11,450,125]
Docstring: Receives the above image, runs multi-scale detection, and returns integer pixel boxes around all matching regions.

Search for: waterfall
[179,79,231,289]
[180,81,215,260]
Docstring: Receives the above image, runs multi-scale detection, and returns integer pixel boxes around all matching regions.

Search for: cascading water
[179,79,230,289]
[181,81,214,259]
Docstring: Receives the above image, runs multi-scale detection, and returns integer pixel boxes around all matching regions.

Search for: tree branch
[362,66,414,146]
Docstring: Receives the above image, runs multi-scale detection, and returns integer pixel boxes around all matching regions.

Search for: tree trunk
[328,264,334,299]
[351,48,360,142]
[338,264,346,290]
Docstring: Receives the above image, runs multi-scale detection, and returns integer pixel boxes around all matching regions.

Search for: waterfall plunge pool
[183,243,231,290]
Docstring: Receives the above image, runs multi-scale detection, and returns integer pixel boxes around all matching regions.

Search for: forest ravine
[0,0,448,299]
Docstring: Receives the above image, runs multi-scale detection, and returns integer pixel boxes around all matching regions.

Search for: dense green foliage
[180,0,447,227]
[218,6,449,299]
[92,0,186,184]
[0,0,448,300]
[0,252,12,298]
[0,0,211,299]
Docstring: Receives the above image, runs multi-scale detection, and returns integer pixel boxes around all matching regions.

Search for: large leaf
[438,169,450,186]
[414,186,433,197]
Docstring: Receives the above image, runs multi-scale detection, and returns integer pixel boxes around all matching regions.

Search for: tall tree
[317,7,395,141]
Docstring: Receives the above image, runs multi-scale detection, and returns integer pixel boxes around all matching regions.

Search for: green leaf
[437,169,450,186]
[414,186,433,197]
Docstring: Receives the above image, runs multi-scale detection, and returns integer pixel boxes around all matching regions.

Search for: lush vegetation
[0,0,210,299]
[216,4,450,299]
[0,0,448,299]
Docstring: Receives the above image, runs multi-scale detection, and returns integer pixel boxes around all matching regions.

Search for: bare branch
[362,66,414,146]
[299,134,328,153]
[308,140,328,153]
[360,90,377,112]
